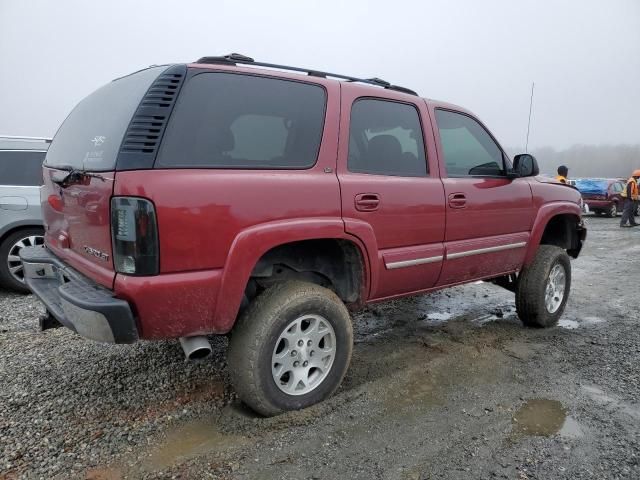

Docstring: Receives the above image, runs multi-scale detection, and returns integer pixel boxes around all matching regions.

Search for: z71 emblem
[84,246,109,261]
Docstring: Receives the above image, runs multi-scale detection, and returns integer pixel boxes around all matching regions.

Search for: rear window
[0,150,46,186]
[45,66,166,172]
[156,73,326,169]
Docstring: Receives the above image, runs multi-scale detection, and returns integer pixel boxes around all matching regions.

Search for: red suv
[22,54,586,416]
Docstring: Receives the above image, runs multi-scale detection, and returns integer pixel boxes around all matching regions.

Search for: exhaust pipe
[179,336,212,361]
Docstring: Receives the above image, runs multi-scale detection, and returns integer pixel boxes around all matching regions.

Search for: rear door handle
[355,193,380,211]
[448,193,467,209]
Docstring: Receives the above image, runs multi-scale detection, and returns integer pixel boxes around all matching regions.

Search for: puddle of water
[582,316,605,325]
[426,312,453,322]
[513,399,579,437]
[144,418,248,471]
[581,384,613,402]
[558,319,579,329]
[581,385,640,420]
[559,416,583,438]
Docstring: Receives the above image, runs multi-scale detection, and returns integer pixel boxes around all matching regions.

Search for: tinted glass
[348,99,426,177]
[157,73,326,169]
[45,66,166,171]
[613,182,623,193]
[0,150,46,186]
[435,109,505,176]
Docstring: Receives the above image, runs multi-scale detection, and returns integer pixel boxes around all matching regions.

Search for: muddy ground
[1,215,639,479]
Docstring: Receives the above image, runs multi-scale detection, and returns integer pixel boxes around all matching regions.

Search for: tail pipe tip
[179,336,212,361]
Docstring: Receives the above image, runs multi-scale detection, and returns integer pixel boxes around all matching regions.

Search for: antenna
[525,82,535,153]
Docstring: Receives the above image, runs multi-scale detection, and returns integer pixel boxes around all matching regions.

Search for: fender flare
[213,217,372,333]
[524,202,582,266]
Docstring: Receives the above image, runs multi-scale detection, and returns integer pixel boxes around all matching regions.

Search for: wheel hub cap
[7,235,44,284]
[544,263,566,314]
[271,314,336,396]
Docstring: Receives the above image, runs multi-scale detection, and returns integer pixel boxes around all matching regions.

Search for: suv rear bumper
[20,246,138,343]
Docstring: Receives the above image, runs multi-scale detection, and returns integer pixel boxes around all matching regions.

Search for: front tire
[228,281,353,416]
[606,202,618,217]
[516,245,571,328]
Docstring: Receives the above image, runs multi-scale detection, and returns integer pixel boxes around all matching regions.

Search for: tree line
[506,144,640,179]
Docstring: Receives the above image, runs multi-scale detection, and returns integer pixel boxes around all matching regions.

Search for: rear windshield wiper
[51,166,107,188]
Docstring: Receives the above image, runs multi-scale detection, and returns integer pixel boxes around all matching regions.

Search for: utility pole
[525,82,535,153]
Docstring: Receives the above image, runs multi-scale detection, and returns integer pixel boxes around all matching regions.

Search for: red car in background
[576,178,627,217]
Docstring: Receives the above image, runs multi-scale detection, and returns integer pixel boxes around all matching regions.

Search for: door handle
[355,193,380,211]
[448,193,467,209]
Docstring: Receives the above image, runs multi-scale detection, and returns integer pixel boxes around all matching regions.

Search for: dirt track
[1,215,639,479]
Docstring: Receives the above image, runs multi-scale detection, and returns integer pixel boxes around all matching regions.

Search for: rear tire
[0,228,44,293]
[228,281,353,416]
[516,245,571,328]
[606,202,618,218]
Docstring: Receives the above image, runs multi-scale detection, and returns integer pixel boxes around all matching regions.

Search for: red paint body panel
[113,269,222,339]
[337,84,446,299]
[41,167,116,288]
[439,232,529,285]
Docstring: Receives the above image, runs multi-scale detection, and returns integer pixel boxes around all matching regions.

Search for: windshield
[45,66,166,172]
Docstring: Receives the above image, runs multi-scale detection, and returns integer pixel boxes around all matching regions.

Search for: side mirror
[512,154,539,178]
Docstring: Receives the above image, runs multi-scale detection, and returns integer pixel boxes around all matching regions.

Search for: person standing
[620,170,640,228]
[555,165,569,184]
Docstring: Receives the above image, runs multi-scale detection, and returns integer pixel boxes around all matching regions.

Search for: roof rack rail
[195,53,418,96]
[0,135,52,143]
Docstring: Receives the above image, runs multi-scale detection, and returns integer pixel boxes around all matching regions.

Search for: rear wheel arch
[247,238,367,307]
[213,219,371,333]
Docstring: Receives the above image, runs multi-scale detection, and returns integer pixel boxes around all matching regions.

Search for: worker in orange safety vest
[555,165,569,184]
[620,170,640,227]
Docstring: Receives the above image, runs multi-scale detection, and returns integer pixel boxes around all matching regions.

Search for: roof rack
[195,53,418,96]
[0,135,51,143]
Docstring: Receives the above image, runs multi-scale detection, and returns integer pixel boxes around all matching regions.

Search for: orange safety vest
[621,177,639,200]
[555,175,567,184]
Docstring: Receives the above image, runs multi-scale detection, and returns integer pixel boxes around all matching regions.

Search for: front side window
[0,150,46,186]
[157,73,326,169]
[435,109,505,177]
[348,99,427,177]
[613,182,623,193]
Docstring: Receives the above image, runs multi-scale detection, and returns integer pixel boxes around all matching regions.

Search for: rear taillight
[111,197,159,275]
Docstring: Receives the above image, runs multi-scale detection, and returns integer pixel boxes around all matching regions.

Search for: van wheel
[516,245,571,328]
[0,228,44,293]
[606,202,618,217]
[228,281,353,416]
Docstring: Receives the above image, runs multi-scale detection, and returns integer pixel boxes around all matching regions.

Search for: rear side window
[435,109,505,177]
[612,182,623,193]
[348,99,427,177]
[0,150,46,186]
[45,66,166,171]
[156,73,326,169]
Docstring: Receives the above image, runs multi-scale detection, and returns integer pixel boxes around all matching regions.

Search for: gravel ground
[1,215,639,479]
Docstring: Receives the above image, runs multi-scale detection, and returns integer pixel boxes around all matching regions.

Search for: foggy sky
[1,0,639,151]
